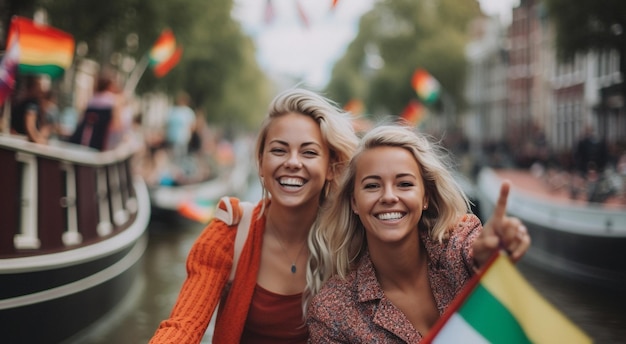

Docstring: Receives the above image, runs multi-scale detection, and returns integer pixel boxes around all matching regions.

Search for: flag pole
[123,54,150,97]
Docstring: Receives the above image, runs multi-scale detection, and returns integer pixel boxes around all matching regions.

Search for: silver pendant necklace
[273,230,307,274]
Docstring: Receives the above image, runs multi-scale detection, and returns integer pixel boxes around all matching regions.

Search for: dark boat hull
[0,136,151,343]
[0,235,146,344]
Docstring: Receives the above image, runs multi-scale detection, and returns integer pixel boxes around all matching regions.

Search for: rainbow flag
[7,16,75,79]
[411,68,440,104]
[423,252,592,344]
[149,29,183,78]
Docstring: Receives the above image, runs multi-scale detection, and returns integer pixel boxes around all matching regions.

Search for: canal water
[66,184,626,344]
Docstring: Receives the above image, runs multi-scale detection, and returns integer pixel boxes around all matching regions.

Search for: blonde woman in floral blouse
[305,125,530,343]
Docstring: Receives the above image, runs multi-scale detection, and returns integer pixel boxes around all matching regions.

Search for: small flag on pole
[0,32,19,105]
[343,99,364,116]
[7,16,75,79]
[411,68,440,104]
[343,99,370,133]
[398,100,425,127]
[149,29,183,78]
[422,252,592,344]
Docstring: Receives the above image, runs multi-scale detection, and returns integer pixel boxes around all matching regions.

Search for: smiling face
[351,146,428,246]
[259,112,332,210]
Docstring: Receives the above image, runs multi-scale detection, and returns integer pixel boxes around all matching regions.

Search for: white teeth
[377,212,403,220]
[279,177,304,186]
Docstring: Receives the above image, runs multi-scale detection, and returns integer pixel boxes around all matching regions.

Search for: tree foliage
[0,0,38,46]
[544,0,626,58]
[544,0,626,100]
[325,0,480,120]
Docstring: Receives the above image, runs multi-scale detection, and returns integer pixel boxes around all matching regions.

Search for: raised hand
[472,180,531,268]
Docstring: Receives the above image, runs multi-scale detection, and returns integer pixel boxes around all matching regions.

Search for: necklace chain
[272,228,307,274]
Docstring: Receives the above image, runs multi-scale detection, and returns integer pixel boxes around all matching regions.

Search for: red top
[240,284,308,343]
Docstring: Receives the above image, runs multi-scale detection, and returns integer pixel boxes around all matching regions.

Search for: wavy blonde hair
[305,124,470,311]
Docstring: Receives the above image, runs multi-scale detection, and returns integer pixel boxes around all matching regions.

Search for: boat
[148,136,255,223]
[476,167,626,290]
[0,134,151,343]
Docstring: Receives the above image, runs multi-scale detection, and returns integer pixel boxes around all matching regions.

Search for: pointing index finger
[492,180,511,223]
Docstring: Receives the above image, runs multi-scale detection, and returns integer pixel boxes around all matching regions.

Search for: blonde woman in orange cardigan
[149,88,358,343]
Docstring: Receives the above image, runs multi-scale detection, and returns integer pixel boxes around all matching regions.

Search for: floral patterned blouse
[307,214,482,343]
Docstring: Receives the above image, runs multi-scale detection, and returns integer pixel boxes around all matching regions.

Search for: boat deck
[492,169,626,210]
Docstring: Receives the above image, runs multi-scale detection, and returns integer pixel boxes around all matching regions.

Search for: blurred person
[149,88,359,343]
[41,89,60,140]
[306,125,531,343]
[105,96,135,150]
[10,75,48,144]
[165,91,196,164]
[187,109,205,155]
[574,125,608,177]
[69,74,124,151]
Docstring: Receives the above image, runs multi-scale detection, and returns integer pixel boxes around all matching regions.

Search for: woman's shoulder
[87,92,118,108]
[16,97,40,111]
[197,197,263,239]
[451,213,482,237]
[192,197,243,242]
[425,213,481,264]
[426,213,481,245]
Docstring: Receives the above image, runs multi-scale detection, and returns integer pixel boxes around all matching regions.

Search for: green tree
[0,0,39,47]
[325,0,480,123]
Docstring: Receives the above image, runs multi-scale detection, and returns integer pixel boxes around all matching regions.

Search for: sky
[232,0,519,90]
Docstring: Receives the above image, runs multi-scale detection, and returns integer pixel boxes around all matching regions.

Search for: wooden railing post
[14,152,40,249]
[61,162,82,246]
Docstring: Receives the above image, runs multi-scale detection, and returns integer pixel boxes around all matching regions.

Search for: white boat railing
[0,134,146,256]
[477,168,626,237]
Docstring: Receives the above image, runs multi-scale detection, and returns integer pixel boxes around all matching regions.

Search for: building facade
[464,0,625,171]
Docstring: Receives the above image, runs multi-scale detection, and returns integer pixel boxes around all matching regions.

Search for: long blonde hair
[254,88,359,317]
[305,124,470,310]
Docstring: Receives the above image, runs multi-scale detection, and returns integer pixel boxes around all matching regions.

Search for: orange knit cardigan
[149,197,266,344]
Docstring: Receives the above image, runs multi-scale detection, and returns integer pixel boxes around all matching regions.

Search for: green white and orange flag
[422,252,592,344]
[7,16,75,79]
[411,68,440,104]
[149,28,183,78]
